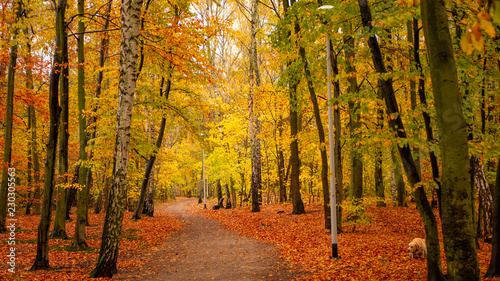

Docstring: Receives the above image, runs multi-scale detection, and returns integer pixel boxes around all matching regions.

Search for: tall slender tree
[73,0,89,248]
[51,23,69,238]
[30,0,66,270]
[91,0,144,276]
[0,0,23,233]
[249,0,262,212]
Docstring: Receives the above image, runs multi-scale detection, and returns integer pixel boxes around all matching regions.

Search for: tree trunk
[391,146,407,207]
[485,159,500,277]
[51,27,69,239]
[0,0,22,233]
[90,0,143,276]
[224,183,232,209]
[133,77,170,219]
[249,0,262,213]
[298,43,330,228]
[66,165,79,220]
[421,0,480,278]
[277,121,287,203]
[375,87,385,207]
[143,179,155,217]
[357,0,445,279]
[73,0,90,248]
[30,0,66,270]
[344,33,363,201]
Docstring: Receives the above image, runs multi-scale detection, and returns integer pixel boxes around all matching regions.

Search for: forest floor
[2,197,500,280]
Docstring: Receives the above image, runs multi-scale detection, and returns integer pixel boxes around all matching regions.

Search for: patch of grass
[12,239,37,244]
[139,242,152,246]
[123,228,140,241]
[51,244,99,253]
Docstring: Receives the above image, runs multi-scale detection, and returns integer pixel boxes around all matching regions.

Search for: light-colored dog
[408,238,427,258]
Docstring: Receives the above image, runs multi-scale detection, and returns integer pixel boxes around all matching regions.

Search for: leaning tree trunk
[412,18,442,215]
[298,42,329,227]
[133,77,170,219]
[421,0,480,279]
[90,0,143,276]
[224,183,232,209]
[30,0,66,270]
[357,0,445,279]
[0,0,22,233]
[51,28,69,239]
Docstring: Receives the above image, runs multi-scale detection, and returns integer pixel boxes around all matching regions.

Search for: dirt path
[116,198,300,280]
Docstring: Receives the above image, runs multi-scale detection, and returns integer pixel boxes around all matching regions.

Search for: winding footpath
[116,198,299,280]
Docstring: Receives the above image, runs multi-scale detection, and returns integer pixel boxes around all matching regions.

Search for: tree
[343,31,363,201]
[30,0,66,270]
[73,0,90,249]
[421,0,480,278]
[249,0,262,212]
[51,19,69,239]
[0,0,23,233]
[90,0,144,276]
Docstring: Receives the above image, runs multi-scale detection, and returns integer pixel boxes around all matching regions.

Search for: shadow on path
[117,198,300,280]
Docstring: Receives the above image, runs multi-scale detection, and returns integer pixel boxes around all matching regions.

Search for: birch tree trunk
[249,0,262,213]
[91,0,143,276]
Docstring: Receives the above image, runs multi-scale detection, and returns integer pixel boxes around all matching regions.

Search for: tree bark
[249,0,262,213]
[73,0,90,248]
[90,0,143,276]
[421,0,480,279]
[30,0,65,270]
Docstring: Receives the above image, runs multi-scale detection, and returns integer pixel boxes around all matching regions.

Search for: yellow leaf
[471,30,485,51]
[460,32,474,55]
[480,18,496,37]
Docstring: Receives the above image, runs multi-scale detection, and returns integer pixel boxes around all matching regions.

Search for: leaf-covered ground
[0,206,183,280]
[196,200,500,280]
